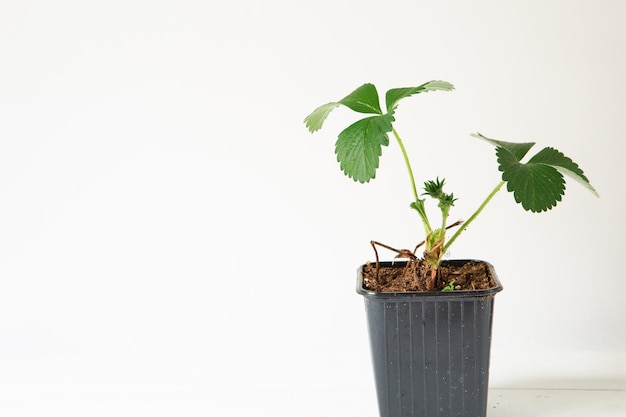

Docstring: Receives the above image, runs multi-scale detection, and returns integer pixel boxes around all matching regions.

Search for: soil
[362,259,496,292]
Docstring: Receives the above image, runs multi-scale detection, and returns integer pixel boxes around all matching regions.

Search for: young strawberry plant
[304,81,598,290]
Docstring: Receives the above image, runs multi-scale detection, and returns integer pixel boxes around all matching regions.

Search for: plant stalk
[442,180,506,255]
[392,128,432,233]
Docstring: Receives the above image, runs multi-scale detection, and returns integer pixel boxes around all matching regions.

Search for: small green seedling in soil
[304,81,598,290]
[441,280,456,292]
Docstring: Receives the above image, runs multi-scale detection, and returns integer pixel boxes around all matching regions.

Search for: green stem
[442,180,505,255]
[392,128,419,205]
[440,205,450,236]
[392,128,432,233]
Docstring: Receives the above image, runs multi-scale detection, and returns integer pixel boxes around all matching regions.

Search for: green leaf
[385,80,455,112]
[481,134,598,212]
[497,147,565,212]
[335,114,394,183]
[338,83,383,115]
[304,102,340,133]
[304,83,382,133]
[528,147,599,197]
[472,132,535,161]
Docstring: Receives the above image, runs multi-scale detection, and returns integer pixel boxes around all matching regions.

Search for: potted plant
[304,81,597,417]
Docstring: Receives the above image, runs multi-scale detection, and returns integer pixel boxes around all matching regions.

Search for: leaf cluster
[472,133,598,212]
[304,81,454,183]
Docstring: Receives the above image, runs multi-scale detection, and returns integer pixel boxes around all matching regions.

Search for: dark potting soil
[362,259,495,292]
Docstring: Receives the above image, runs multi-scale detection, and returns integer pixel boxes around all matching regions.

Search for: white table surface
[2,349,624,416]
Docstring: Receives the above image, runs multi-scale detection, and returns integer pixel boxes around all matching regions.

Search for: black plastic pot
[357,260,503,417]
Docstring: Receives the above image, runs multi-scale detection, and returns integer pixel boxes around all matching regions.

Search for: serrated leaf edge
[334,115,393,183]
[304,101,340,133]
[527,147,599,198]
[385,80,455,112]
[472,132,535,161]
[496,146,567,213]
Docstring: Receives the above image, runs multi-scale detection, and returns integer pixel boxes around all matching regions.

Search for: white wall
[1,0,624,415]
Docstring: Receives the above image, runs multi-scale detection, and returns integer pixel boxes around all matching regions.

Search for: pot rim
[356,259,503,300]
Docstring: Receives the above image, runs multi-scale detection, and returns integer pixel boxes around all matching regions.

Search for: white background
[0,0,624,416]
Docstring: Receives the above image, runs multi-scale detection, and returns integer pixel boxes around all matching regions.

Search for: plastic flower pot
[357,260,503,417]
